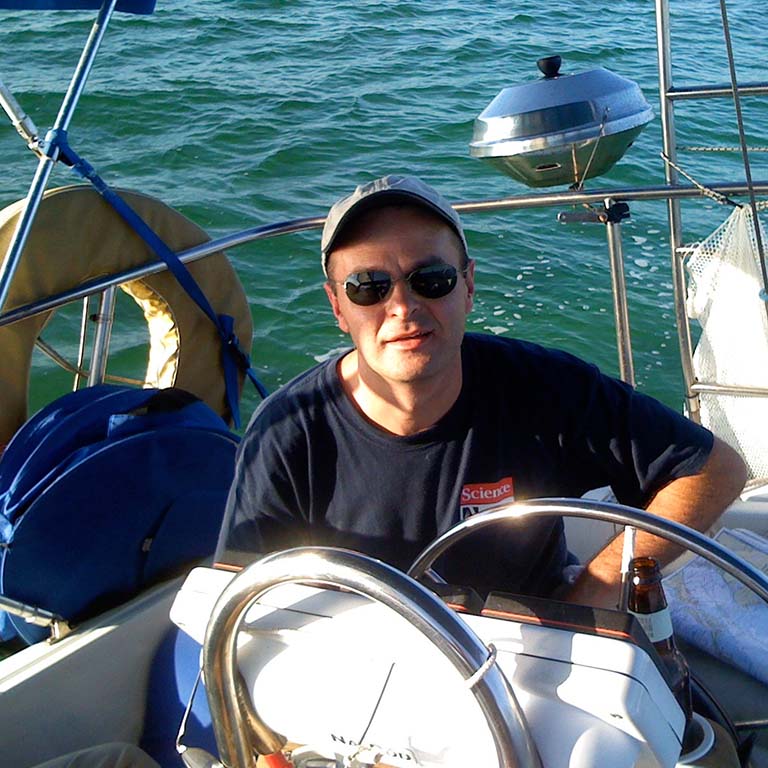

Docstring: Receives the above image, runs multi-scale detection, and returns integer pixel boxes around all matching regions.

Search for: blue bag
[0,385,239,644]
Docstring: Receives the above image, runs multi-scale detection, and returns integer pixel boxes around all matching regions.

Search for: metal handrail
[654,0,768,426]
[86,285,116,386]
[655,0,698,421]
[2,180,768,331]
[202,547,541,768]
[603,196,635,384]
[667,82,768,100]
[692,382,768,398]
[407,498,768,607]
[0,593,70,641]
[0,217,323,329]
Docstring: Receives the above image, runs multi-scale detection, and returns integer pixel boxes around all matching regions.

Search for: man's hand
[565,436,748,609]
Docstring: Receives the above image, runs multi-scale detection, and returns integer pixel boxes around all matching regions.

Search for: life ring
[0,185,253,447]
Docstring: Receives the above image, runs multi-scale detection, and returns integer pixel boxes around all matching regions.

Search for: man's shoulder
[244,354,344,433]
[463,333,599,376]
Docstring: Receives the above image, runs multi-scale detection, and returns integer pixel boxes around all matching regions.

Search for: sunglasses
[337,264,466,307]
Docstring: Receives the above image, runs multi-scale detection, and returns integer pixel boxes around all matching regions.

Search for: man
[215,175,747,607]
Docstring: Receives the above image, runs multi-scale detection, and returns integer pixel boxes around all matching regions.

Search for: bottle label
[629,607,674,643]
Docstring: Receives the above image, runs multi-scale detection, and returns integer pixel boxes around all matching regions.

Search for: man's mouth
[385,329,432,346]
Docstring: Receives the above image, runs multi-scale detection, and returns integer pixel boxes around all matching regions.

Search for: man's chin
[378,352,441,383]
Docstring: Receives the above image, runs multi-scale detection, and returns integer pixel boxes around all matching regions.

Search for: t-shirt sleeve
[558,355,714,506]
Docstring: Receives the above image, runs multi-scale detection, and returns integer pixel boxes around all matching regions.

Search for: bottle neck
[627,556,675,645]
[628,558,668,608]
[628,583,668,613]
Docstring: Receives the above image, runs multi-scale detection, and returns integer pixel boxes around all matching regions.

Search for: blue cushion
[141,627,217,767]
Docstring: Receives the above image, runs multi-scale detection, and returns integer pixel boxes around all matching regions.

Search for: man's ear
[324,281,350,334]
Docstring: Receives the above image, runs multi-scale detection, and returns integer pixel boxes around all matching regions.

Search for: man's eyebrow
[410,255,452,269]
[339,256,450,275]
[336,253,461,283]
[335,266,386,277]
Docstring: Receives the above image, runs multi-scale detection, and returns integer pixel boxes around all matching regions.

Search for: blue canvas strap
[46,128,268,426]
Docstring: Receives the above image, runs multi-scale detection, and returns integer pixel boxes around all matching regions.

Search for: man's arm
[565,436,748,608]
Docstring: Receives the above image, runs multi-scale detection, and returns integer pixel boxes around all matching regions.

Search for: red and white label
[460,477,515,519]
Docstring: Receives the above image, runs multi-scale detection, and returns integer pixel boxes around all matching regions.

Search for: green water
[1,0,766,423]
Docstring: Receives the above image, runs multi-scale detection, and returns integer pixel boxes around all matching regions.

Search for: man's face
[324,204,474,389]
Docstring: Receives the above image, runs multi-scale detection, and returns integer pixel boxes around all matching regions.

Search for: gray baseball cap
[320,175,468,275]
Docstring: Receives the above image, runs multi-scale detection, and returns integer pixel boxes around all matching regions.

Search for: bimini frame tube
[0,0,119,315]
[203,547,541,768]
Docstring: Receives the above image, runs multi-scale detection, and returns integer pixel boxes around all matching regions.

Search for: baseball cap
[320,175,468,275]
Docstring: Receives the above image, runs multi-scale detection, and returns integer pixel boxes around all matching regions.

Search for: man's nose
[385,277,420,317]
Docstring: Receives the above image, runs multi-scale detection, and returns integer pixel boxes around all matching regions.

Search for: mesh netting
[686,205,768,482]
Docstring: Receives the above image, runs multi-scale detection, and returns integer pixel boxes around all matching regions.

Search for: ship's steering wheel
[407,497,768,605]
[407,497,768,764]
[199,500,768,768]
[201,546,543,768]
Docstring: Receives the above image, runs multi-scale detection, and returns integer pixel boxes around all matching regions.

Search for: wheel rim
[407,498,768,606]
[202,547,542,768]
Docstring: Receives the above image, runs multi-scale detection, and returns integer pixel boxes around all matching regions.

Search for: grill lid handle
[537,55,562,78]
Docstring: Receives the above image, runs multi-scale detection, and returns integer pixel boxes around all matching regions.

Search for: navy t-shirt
[216,333,713,596]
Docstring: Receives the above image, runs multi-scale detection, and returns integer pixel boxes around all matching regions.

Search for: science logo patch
[460,477,515,519]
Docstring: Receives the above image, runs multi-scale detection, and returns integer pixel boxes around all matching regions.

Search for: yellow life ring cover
[0,185,253,446]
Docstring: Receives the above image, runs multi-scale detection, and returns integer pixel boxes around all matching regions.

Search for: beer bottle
[628,556,697,754]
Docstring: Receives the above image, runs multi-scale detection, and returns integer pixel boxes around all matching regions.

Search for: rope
[660,151,741,207]
[571,109,609,192]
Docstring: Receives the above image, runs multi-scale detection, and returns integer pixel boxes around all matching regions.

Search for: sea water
[0,0,766,423]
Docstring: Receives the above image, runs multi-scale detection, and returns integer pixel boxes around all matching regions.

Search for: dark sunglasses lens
[342,265,460,306]
[344,271,392,306]
[408,265,458,299]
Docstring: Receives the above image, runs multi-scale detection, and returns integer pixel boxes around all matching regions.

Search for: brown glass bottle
[628,556,698,754]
